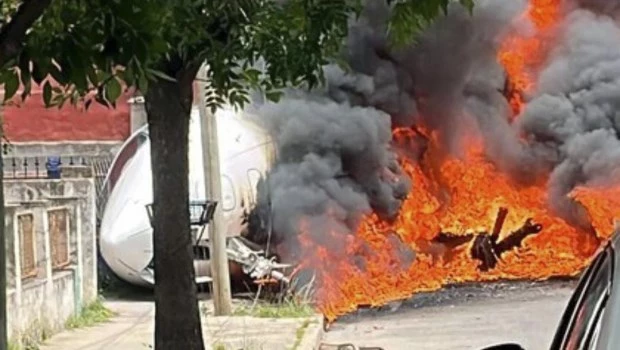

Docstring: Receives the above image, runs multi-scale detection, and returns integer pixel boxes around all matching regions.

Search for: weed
[212,343,227,350]
[210,340,264,350]
[233,299,314,319]
[65,298,115,329]
[8,341,22,350]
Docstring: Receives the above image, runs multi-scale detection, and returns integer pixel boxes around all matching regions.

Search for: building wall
[3,172,97,345]
[3,88,132,142]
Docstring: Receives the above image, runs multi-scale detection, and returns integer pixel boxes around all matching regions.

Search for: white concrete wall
[3,178,97,345]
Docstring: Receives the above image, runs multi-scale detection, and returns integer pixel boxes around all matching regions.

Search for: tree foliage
[0,0,358,112]
[0,1,476,349]
[0,0,168,108]
[0,0,476,112]
[388,0,475,46]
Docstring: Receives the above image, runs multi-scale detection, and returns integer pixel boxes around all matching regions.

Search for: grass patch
[8,341,24,350]
[8,299,113,350]
[9,320,54,350]
[8,342,40,350]
[65,298,115,329]
[233,300,315,319]
[212,343,227,350]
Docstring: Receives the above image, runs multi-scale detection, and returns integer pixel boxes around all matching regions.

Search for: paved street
[322,281,576,350]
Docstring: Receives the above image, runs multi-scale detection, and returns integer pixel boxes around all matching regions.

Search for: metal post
[0,112,8,349]
[196,64,232,315]
[129,95,148,134]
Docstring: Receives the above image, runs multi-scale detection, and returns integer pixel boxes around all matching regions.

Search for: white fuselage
[99,106,274,286]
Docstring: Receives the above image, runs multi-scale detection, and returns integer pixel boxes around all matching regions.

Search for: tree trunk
[144,65,204,350]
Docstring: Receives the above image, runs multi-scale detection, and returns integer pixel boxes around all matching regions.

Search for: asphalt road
[322,280,577,350]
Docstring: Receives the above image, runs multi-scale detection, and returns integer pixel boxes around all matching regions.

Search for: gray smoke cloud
[247,92,410,253]
[246,0,526,253]
[248,0,620,257]
[329,0,527,152]
[330,0,620,233]
[464,5,620,230]
[432,2,620,230]
[576,0,620,17]
[515,8,620,228]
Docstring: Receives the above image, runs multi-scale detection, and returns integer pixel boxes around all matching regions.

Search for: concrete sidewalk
[38,301,323,350]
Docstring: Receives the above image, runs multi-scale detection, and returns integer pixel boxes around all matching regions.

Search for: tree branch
[0,0,52,67]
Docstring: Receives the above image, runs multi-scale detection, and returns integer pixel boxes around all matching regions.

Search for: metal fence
[1,155,109,179]
[92,157,114,223]
[1,154,115,224]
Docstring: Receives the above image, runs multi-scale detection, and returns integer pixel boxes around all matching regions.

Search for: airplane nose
[101,199,151,245]
[100,199,153,270]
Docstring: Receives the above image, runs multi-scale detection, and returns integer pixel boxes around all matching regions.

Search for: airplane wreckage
[98,103,290,288]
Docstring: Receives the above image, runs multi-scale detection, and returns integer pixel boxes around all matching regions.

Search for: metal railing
[0,154,115,230]
[1,155,113,180]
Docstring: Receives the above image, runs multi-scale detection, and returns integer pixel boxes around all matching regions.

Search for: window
[18,214,36,279]
[48,209,70,270]
[106,132,148,192]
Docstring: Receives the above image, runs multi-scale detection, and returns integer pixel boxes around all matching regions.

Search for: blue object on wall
[46,156,62,179]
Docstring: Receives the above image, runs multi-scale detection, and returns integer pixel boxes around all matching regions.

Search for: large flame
[299,128,619,322]
[497,0,561,117]
[292,0,620,323]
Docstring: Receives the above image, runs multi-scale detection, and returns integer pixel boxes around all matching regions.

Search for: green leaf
[137,74,148,93]
[32,62,49,85]
[122,64,134,86]
[105,77,122,102]
[87,66,99,86]
[146,68,176,82]
[43,81,53,106]
[49,65,68,85]
[242,68,261,85]
[18,53,32,86]
[21,79,32,102]
[3,70,20,102]
[265,90,283,103]
[71,65,88,92]
[460,0,475,13]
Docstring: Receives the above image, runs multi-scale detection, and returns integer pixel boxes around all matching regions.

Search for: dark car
[483,229,620,350]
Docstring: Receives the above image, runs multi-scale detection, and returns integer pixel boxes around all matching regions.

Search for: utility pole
[0,112,7,350]
[196,64,233,315]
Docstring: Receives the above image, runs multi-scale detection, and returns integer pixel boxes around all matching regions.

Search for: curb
[297,314,325,350]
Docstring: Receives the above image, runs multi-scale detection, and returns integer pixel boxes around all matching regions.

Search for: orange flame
[291,0,620,323]
[296,128,620,323]
[570,186,620,235]
[498,0,562,117]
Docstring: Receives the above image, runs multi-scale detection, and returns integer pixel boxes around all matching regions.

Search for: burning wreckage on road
[100,0,620,324]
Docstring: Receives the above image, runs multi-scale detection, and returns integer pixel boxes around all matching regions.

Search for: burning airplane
[98,103,290,287]
[244,0,620,323]
[101,0,620,325]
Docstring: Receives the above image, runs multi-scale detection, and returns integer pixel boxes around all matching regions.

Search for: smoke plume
[248,0,620,255]
[247,92,410,252]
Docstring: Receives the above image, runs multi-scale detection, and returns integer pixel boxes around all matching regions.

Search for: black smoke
[246,0,620,257]
[246,92,410,254]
